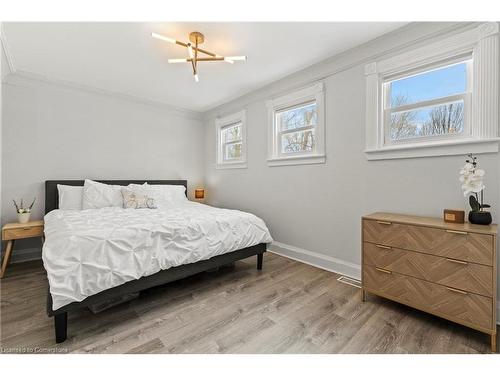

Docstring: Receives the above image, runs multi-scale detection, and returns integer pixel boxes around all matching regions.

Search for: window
[364,23,499,160]
[267,83,325,166]
[384,59,471,144]
[216,110,246,169]
[221,122,243,161]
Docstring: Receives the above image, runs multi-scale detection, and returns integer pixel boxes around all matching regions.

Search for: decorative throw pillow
[124,184,170,210]
[121,188,157,209]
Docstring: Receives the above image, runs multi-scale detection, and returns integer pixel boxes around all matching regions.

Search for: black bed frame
[45,180,266,343]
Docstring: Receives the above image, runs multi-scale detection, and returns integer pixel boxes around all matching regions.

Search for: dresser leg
[361,289,366,302]
[491,333,497,353]
[0,240,14,279]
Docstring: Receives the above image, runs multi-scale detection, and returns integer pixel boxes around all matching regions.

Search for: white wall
[203,22,500,305]
[1,74,205,260]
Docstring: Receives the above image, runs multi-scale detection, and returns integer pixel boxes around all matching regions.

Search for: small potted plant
[13,198,36,224]
[460,154,491,225]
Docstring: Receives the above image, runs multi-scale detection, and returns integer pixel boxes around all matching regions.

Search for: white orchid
[460,162,485,196]
[460,154,490,216]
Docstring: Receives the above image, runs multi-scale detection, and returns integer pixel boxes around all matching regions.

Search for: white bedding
[42,202,273,310]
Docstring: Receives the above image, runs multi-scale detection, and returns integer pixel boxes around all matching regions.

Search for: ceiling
[2,22,406,112]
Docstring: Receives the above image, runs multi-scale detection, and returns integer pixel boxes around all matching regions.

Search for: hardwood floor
[0,251,497,354]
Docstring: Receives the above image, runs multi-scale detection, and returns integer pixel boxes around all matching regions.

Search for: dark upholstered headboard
[45,180,188,214]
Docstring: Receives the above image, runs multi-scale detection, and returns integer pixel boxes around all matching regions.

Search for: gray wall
[1,74,205,260]
[203,22,500,304]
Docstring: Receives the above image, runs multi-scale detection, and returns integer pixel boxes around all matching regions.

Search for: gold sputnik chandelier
[152,31,247,82]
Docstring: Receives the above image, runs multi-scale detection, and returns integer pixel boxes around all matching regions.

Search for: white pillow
[57,185,83,210]
[147,184,187,204]
[82,179,123,209]
[163,185,188,203]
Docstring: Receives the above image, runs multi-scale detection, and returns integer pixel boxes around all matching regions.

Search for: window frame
[267,82,325,167]
[215,110,247,169]
[382,57,473,146]
[364,22,499,160]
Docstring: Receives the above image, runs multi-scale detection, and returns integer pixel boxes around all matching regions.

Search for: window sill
[364,138,500,160]
[267,154,326,167]
[216,162,247,170]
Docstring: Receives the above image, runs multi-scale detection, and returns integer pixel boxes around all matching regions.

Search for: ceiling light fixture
[152,31,246,82]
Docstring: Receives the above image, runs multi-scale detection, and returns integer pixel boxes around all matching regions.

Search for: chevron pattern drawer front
[363,219,493,265]
[363,242,493,296]
[361,212,498,352]
[363,265,493,331]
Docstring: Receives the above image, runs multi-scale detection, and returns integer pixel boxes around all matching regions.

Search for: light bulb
[151,32,176,44]
[168,58,188,63]
[225,56,246,61]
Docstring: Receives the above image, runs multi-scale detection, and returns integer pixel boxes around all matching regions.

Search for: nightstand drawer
[3,225,44,240]
[363,242,493,297]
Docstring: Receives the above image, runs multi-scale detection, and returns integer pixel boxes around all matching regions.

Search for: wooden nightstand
[1,220,44,278]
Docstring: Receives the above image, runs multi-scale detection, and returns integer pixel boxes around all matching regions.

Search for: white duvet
[42,202,273,310]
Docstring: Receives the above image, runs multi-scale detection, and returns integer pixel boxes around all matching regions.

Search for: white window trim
[267,82,326,167]
[215,110,247,169]
[365,22,499,160]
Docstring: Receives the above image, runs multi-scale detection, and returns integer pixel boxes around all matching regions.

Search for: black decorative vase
[468,211,492,225]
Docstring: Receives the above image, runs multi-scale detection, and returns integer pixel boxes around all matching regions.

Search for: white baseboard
[269,241,361,280]
[269,241,500,326]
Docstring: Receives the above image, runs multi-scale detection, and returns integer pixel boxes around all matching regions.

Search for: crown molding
[0,27,202,120]
[3,70,203,120]
[203,22,479,121]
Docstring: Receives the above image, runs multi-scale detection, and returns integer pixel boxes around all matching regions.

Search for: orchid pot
[13,198,36,224]
[17,212,31,224]
[468,211,492,225]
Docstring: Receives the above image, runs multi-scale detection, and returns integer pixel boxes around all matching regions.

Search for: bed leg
[257,253,263,270]
[54,312,67,343]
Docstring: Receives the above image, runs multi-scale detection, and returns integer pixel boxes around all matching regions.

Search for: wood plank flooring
[0,251,497,354]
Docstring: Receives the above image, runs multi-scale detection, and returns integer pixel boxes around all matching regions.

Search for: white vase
[17,212,31,224]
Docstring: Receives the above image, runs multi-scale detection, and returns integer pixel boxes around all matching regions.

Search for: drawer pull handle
[376,221,392,225]
[375,267,392,274]
[446,230,468,235]
[446,287,468,295]
[376,244,392,250]
[445,258,468,265]
[22,227,31,230]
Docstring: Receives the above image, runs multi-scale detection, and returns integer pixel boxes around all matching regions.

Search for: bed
[43,180,272,343]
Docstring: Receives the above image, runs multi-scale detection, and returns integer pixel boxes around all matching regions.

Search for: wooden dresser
[362,212,497,352]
